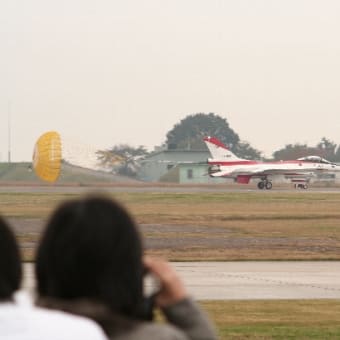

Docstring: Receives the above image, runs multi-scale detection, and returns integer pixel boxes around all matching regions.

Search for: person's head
[0,216,22,301]
[36,195,144,317]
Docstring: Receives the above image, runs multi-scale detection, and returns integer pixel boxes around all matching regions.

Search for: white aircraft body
[204,136,340,190]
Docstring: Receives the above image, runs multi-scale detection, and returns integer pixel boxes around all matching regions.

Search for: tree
[166,112,238,149]
[272,143,312,160]
[316,137,338,162]
[96,144,149,177]
[272,137,340,162]
[165,112,261,159]
[334,147,340,162]
[234,141,262,160]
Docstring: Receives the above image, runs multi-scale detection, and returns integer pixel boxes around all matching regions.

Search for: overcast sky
[1,0,340,161]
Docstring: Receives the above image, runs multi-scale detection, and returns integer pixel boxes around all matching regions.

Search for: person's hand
[143,256,188,308]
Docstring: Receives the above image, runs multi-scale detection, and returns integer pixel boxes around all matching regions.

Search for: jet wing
[212,164,314,178]
[209,170,233,177]
[210,167,267,178]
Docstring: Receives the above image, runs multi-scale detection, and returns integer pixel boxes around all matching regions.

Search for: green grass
[0,162,119,183]
[201,300,340,339]
[0,163,37,181]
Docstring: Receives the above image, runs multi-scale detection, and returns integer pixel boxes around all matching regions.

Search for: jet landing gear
[294,183,308,189]
[257,180,272,190]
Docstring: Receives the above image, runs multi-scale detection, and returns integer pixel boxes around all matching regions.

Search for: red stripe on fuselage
[207,160,306,166]
[208,160,258,165]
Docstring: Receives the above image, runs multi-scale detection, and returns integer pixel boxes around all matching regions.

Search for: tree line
[96,113,340,176]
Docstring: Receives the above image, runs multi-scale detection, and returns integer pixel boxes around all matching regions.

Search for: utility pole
[8,101,11,163]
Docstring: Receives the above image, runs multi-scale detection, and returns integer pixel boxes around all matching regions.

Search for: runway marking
[22,261,340,300]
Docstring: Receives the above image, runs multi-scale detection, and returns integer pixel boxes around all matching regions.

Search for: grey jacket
[37,297,217,340]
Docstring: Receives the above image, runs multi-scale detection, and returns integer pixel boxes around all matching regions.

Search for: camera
[140,270,160,320]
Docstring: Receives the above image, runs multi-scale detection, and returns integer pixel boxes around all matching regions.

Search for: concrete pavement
[23,261,340,300]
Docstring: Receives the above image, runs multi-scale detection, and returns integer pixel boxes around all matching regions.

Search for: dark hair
[0,216,22,300]
[36,195,144,318]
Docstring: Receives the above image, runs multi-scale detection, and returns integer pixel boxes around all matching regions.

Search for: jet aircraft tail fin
[203,136,244,161]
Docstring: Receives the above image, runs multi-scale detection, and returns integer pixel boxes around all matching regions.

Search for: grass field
[1,188,339,338]
[1,190,340,261]
[201,300,340,339]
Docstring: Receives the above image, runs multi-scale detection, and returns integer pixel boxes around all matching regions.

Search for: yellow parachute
[32,131,62,183]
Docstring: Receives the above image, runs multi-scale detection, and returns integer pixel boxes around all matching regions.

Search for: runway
[23,261,340,300]
[2,184,340,194]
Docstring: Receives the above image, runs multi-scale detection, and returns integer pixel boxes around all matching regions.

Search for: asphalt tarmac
[23,261,340,300]
[2,184,340,194]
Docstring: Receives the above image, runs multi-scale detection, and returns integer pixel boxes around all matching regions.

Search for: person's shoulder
[0,296,107,340]
[32,306,108,339]
[114,321,189,340]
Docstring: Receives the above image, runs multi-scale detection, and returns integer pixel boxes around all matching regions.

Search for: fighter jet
[204,136,339,189]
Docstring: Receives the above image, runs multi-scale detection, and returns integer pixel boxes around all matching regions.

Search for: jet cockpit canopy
[297,155,333,164]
